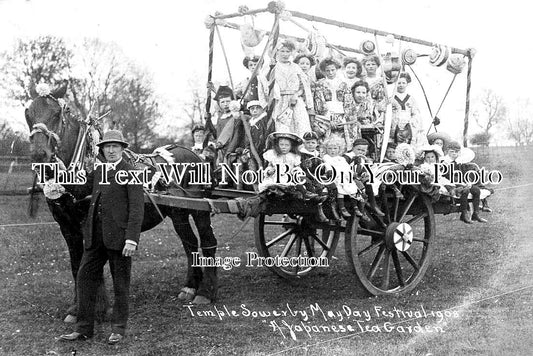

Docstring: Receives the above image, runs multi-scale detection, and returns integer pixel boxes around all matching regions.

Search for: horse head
[25,81,79,165]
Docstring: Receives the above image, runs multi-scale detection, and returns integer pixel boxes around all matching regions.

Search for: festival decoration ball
[360,40,376,54]
[446,53,466,74]
[401,49,418,65]
[429,44,450,67]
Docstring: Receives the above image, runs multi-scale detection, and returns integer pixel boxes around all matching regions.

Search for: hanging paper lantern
[382,54,401,84]
[385,34,395,45]
[238,5,249,14]
[267,1,285,14]
[306,31,327,58]
[279,10,292,21]
[446,53,466,74]
[240,23,265,47]
[429,45,450,67]
[360,40,376,54]
[401,49,418,66]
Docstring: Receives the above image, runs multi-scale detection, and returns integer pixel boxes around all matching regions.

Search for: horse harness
[29,95,69,155]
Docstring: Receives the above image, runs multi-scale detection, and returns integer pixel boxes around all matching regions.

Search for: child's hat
[445,140,461,151]
[192,124,205,134]
[302,131,319,141]
[352,138,370,147]
[427,131,451,145]
[214,85,234,101]
[387,142,397,149]
[246,100,264,109]
[267,131,303,146]
[456,147,475,164]
[421,144,444,159]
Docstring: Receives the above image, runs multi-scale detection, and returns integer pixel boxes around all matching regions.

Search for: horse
[25,82,218,321]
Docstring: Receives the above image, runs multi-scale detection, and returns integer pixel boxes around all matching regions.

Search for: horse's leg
[190,210,218,304]
[141,202,166,232]
[167,209,203,301]
[47,197,84,314]
[47,196,109,322]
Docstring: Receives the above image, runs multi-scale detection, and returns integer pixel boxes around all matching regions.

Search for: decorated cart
[145,1,484,296]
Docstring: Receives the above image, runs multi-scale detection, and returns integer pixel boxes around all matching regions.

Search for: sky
[1,0,532,143]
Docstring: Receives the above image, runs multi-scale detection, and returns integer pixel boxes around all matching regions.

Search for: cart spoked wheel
[345,189,435,295]
[255,214,340,279]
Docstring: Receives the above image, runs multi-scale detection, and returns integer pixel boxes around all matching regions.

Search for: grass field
[0,146,532,355]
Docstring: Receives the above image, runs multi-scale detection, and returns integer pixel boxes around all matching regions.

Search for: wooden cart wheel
[345,190,435,295]
[255,214,340,279]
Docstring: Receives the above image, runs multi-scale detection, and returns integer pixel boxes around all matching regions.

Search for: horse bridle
[28,95,68,156]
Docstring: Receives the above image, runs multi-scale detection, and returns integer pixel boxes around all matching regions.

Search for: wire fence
[0,156,33,195]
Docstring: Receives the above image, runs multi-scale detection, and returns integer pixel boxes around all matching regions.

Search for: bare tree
[1,36,161,149]
[110,68,160,151]
[0,36,72,104]
[68,39,128,121]
[475,89,507,138]
[507,98,533,146]
[181,76,206,130]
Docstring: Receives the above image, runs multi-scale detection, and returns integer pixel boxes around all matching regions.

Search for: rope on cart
[215,25,235,92]
[228,217,252,240]
[205,198,221,216]
[407,64,434,119]
[238,16,280,168]
[426,72,459,135]
[226,199,241,214]
[239,15,281,104]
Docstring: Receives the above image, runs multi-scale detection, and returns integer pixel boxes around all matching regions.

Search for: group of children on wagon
[189,39,490,224]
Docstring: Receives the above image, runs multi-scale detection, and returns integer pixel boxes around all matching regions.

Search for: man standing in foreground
[59,130,144,344]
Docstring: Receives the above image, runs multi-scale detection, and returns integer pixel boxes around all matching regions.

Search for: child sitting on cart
[427,131,492,213]
[418,144,455,199]
[300,131,341,221]
[344,138,385,220]
[443,141,488,224]
[382,142,398,163]
[323,136,366,219]
[391,73,421,145]
[258,132,321,196]
[242,100,271,171]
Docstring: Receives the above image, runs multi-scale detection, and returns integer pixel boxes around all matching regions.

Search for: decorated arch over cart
[150,2,482,297]
[202,0,475,156]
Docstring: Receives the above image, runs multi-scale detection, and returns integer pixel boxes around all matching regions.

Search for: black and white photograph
[0,0,532,355]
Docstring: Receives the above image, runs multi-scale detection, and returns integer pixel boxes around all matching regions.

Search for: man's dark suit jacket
[69,159,144,250]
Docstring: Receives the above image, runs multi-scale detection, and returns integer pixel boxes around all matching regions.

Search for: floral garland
[395,143,416,167]
[204,11,223,29]
[267,1,285,14]
[36,83,51,97]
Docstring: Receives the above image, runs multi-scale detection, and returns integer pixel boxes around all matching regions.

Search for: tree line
[0,36,172,154]
[0,36,531,154]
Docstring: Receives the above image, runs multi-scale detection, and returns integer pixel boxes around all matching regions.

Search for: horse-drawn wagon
[25,1,486,306]
[131,1,483,297]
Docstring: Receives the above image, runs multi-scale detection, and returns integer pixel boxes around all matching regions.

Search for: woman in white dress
[271,41,314,137]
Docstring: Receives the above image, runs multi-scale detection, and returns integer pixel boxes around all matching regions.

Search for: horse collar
[29,95,69,154]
